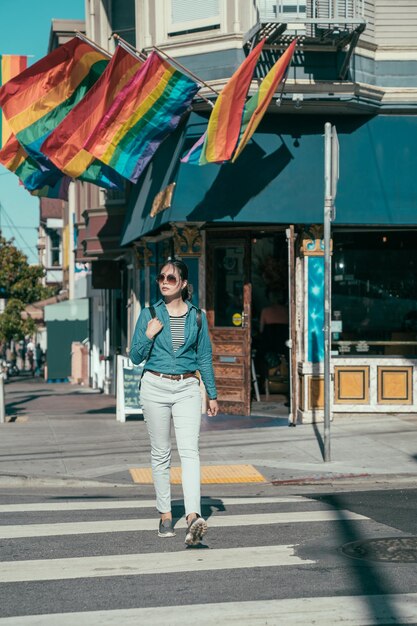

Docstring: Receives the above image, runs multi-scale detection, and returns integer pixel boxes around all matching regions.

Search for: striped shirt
[169,313,187,352]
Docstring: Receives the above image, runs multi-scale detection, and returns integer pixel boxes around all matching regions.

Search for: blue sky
[0,0,85,263]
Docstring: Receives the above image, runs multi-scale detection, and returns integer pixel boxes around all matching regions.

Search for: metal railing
[258,0,364,21]
[254,0,365,41]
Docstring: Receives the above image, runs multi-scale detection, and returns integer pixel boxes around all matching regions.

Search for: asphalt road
[0,483,416,624]
[310,487,417,534]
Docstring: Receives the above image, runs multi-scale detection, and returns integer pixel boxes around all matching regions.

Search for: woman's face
[157,264,187,299]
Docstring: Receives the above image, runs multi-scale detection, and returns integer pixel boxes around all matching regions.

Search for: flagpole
[276,39,298,105]
[113,34,148,62]
[112,35,216,108]
[153,45,220,97]
[75,31,112,59]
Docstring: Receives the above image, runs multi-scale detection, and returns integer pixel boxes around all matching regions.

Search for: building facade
[74,0,417,419]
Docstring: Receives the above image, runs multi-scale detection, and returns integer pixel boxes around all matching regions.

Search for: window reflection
[332,232,417,356]
[213,246,244,327]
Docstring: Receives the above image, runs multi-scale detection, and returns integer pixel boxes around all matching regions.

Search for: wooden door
[206,238,252,415]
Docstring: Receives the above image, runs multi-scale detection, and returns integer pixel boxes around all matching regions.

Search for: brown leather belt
[147,370,197,381]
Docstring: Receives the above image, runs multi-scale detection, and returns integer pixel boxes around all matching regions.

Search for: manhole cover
[341,537,417,563]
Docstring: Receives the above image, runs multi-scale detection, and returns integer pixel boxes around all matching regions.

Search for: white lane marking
[0,545,313,583]
[0,496,308,514]
[0,594,416,625]
[0,510,367,539]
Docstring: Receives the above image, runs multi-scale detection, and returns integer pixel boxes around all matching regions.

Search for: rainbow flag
[84,51,200,183]
[199,39,265,165]
[0,134,70,199]
[78,160,124,190]
[0,54,27,148]
[0,133,59,190]
[0,36,108,167]
[232,39,297,162]
[31,176,71,201]
[0,132,122,192]
[42,45,142,180]
[180,130,207,164]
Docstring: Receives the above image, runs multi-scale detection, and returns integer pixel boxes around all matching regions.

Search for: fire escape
[245,0,366,79]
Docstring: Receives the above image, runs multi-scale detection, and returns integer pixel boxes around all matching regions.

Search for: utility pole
[323,122,339,462]
[0,373,5,423]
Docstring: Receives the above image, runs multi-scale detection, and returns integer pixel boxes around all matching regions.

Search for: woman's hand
[207,399,219,417]
[145,317,163,340]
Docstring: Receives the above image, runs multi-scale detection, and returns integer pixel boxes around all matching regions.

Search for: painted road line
[0,509,367,539]
[0,593,415,625]
[0,544,313,583]
[0,495,309,514]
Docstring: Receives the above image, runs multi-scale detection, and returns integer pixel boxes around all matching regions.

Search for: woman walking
[129,258,218,545]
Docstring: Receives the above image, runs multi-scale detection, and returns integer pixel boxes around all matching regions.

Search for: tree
[0,234,55,341]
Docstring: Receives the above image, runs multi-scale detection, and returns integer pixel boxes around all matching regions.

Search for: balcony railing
[258,0,365,21]
[246,0,365,48]
[100,186,127,207]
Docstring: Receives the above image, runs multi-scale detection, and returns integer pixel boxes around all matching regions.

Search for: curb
[0,473,138,489]
[1,471,417,490]
[271,472,417,486]
[272,472,370,485]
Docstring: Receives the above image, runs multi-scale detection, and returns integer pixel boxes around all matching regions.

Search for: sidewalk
[0,375,416,490]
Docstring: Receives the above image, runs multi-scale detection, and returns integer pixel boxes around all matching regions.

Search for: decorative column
[171,223,202,257]
[302,226,325,363]
[171,223,206,412]
[297,225,329,423]
[171,223,203,306]
[134,241,154,308]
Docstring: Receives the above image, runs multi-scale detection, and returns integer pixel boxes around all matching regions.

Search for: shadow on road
[310,493,403,623]
[171,497,226,537]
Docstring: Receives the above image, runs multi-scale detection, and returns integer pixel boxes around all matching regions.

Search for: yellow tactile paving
[129,464,266,484]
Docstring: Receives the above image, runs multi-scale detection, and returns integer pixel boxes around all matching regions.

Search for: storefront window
[332,231,417,356]
[213,245,244,327]
[48,230,61,267]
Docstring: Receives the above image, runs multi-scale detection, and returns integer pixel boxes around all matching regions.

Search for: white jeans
[140,371,202,516]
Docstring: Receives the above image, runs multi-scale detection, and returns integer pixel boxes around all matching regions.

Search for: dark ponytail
[160,257,191,301]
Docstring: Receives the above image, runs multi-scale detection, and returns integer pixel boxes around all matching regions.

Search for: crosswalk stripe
[0,545,314,583]
[0,509,367,539]
[0,495,308,513]
[0,594,416,625]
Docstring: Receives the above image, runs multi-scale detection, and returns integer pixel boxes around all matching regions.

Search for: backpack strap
[145,306,158,361]
[196,308,202,330]
[195,307,202,347]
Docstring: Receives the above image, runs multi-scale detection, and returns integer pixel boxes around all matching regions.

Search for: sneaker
[185,516,207,545]
[158,518,176,538]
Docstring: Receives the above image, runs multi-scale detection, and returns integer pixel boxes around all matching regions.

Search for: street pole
[0,373,6,423]
[323,123,333,462]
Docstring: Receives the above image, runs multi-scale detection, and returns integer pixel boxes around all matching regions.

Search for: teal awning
[120,112,417,246]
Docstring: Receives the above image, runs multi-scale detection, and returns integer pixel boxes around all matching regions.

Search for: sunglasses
[156,273,178,285]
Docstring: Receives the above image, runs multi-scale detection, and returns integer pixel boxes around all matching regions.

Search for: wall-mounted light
[292,134,301,147]
[292,93,303,109]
